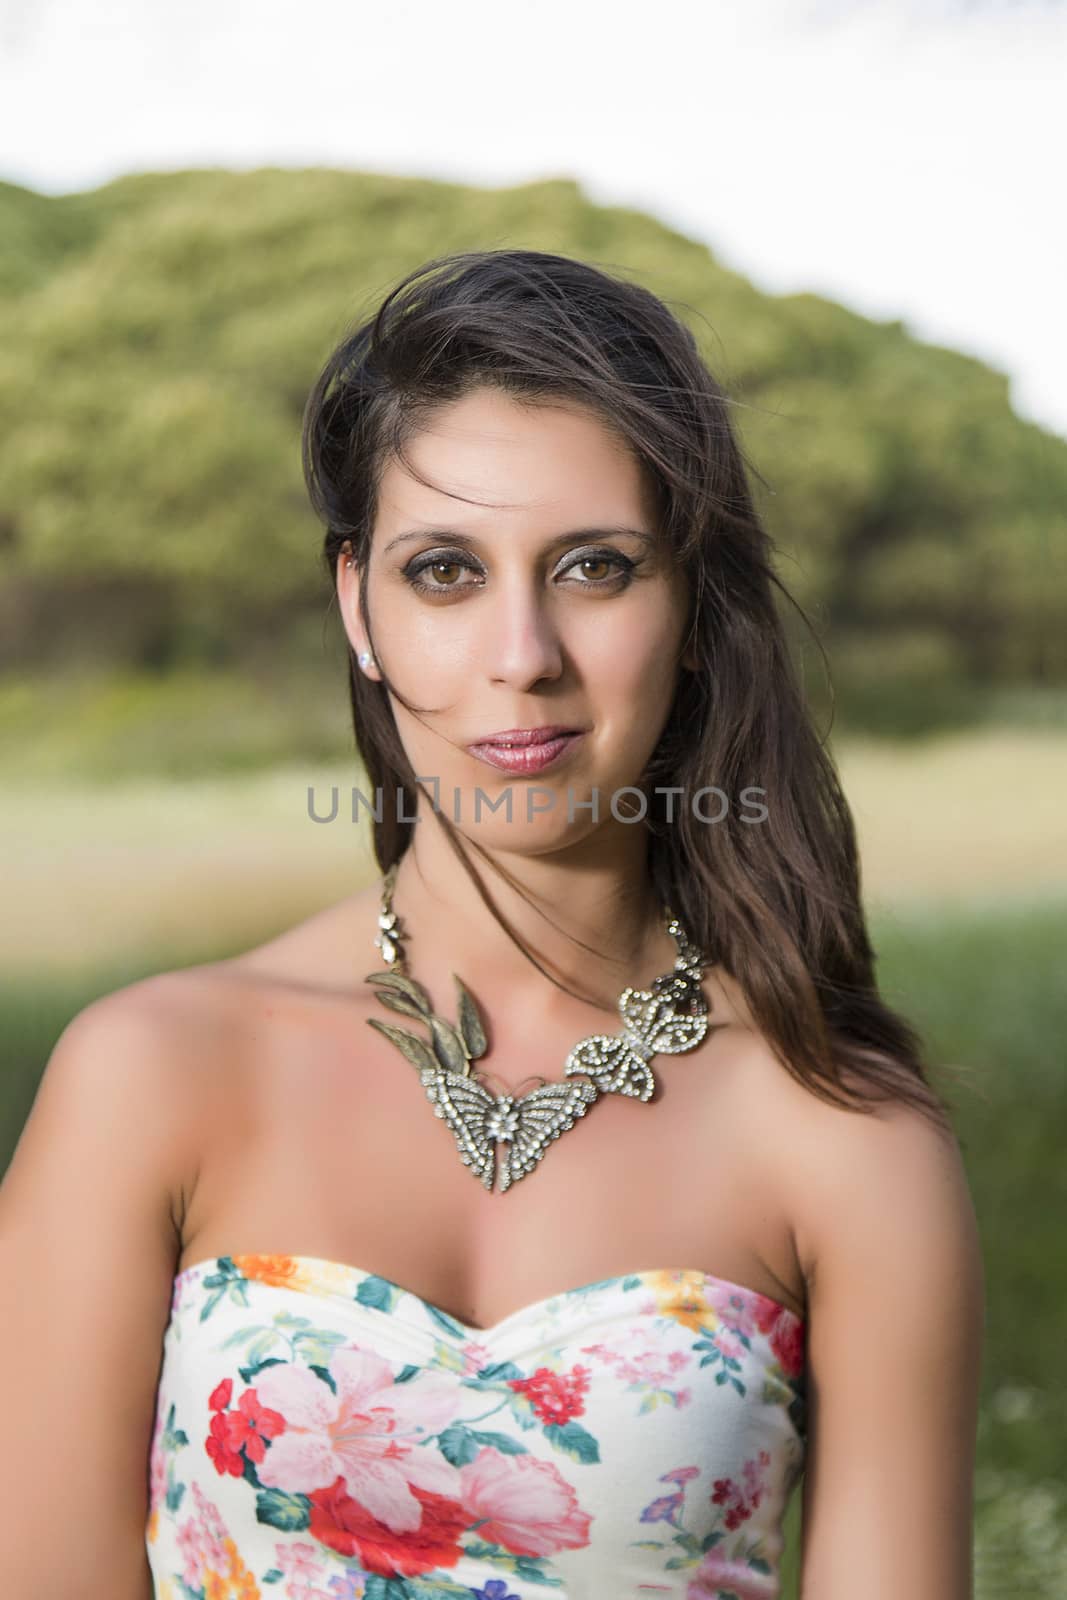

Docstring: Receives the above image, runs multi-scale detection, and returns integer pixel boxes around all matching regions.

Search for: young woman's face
[340,384,695,850]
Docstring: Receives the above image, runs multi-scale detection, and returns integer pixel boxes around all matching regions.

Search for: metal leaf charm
[453,974,488,1060]
[429,1015,471,1075]
[369,988,433,1023]
[365,1016,439,1075]
[363,970,434,1016]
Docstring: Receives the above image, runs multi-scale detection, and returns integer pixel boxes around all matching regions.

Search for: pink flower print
[714,1328,745,1363]
[251,1344,462,1533]
[459,1446,592,1556]
[171,1271,188,1315]
[274,1538,323,1583]
[175,1482,230,1590]
[327,1571,368,1600]
[148,1409,166,1511]
[461,1339,494,1376]
[686,1542,774,1598]
[273,1537,365,1598]
[662,1466,700,1485]
[581,1338,687,1389]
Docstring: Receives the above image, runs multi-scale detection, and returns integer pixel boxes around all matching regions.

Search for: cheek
[576,607,681,711]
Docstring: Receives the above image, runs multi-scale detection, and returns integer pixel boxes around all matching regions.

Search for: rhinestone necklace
[363,861,712,1193]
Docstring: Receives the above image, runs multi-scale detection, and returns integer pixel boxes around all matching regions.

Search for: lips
[473,725,583,748]
[467,729,587,774]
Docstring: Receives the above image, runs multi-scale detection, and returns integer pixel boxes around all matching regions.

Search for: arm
[0,983,197,1600]
[792,1099,986,1599]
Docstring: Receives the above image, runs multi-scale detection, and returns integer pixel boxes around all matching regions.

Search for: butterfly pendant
[420,1068,601,1192]
[363,942,709,1192]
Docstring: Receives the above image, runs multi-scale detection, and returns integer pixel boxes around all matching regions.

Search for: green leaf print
[542,1419,601,1463]
[363,1578,474,1600]
[238,1353,289,1382]
[463,1541,565,1587]
[355,1273,400,1312]
[469,1359,524,1382]
[423,1301,471,1339]
[254,1485,311,1531]
[162,1402,188,1451]
[437,1421,482,1466]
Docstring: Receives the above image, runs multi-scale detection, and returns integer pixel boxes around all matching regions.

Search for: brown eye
[402,552,481,595]
[578,557,612,581]
[560,550,636,586]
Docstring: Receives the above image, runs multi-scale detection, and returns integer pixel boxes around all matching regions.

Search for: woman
[0,250,984,1599]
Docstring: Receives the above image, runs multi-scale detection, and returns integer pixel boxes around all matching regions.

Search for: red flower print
[307,1477,468,1576]
[222,1387,286,1463]
[205,1409,244,1477]
[769,1311,806,1379]
[751,1298,806,1378]
[204,1381,285,1475]
[208,1378,233,1412]
[710,1450,771,1530]
[507,1363,591,1425]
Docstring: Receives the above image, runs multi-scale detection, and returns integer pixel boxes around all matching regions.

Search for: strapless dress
[145,1253,807,1599]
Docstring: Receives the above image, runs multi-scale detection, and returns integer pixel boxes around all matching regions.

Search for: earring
[358,651,374,671]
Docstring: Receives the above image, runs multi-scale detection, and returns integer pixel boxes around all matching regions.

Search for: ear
[337,543,380,680]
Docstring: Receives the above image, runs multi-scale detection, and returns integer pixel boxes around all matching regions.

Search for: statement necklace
[363,862,713,1193]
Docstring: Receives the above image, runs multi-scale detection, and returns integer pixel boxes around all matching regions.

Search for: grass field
[2,728,1065,1595]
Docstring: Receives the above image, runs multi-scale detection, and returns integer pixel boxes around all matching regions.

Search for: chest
[179,980,805,1326]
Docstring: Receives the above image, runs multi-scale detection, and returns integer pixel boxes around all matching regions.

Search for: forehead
[375,386,652,530]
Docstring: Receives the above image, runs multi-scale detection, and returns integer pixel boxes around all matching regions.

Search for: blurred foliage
[0,167,1064,737]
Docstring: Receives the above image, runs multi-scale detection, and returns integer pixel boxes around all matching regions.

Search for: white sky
[1,0,1064,437]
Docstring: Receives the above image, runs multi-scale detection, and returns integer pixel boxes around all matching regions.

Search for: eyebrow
[383,525,658,555]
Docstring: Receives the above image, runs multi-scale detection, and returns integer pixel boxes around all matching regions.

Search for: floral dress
[145,1253,807,1600]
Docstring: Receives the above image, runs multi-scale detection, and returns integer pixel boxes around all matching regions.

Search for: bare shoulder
[774,1069,983,1306]
[11,967,241,1225]
[768,1071,986,1597]
[0,967,254,1591]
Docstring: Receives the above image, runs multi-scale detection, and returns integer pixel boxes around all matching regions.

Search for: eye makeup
[401,546,642,599]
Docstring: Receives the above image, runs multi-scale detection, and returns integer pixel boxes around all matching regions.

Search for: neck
[384,807,676,1015]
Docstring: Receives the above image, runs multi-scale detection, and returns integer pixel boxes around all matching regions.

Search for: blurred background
[1,0,1065,1592]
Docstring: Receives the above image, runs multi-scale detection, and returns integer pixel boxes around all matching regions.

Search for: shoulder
[17,970,235,1217]
[777,1085,985,1592]
[779,1074,983,1311]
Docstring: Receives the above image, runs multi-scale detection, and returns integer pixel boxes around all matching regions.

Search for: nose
[485,575,564,689]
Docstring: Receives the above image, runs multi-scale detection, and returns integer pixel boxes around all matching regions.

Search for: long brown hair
[302,248,954,1135]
